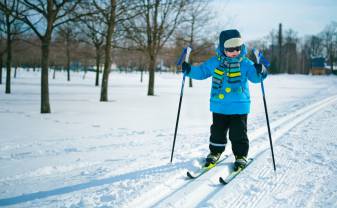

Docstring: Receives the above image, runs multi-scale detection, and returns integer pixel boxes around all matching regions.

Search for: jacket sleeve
[187,56,218,80]
[244,59,267,83]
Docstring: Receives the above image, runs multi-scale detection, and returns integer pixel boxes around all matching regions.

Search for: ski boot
[204,152,221,168]
[234,156,248,171]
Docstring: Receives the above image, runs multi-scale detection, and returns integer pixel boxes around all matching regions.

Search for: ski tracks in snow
[1,91,337,207]
[214,100,337,208]
[128,95,337,208]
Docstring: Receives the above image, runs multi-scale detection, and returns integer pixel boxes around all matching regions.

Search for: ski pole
[170,46,192,163]
[253,49,276,172]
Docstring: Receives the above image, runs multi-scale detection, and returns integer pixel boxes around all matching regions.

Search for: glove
[182,62,191,75]
[254,63,267,78]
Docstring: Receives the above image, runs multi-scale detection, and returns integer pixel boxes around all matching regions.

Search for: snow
[0,70,337,207]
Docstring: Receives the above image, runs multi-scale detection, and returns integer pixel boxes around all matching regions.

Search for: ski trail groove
[207,96,337,207]
[126,95,337,208]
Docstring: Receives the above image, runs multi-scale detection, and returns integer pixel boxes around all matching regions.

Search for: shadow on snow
[0,161,189,206]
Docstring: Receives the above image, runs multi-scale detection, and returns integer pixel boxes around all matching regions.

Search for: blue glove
[254,63,267,78]
[182,62,191,75]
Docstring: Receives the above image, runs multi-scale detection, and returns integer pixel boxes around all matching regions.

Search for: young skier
[182,29,267,171]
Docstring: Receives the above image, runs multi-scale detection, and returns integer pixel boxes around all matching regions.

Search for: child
[182,29,267,171]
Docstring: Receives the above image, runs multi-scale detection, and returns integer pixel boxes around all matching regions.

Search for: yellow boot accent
[205,163,216,170]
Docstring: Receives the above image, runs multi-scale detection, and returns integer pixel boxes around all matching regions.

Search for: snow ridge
[130,95,337,208]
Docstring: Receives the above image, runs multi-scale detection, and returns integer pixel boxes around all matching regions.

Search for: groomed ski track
[126,95,337,208]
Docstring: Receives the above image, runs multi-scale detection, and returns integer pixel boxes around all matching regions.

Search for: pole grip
[185,47,192,63]
[253,48,260,64]
[253,48,270,68]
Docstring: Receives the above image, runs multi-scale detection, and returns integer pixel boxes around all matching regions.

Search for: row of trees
[0,0,218,113]
[250,22,337,74]
[1,1,336,114]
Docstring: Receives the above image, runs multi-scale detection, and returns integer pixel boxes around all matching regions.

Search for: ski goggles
[225,46,242,52]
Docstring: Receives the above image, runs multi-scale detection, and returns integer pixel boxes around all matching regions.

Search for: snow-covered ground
[0,70,336,207]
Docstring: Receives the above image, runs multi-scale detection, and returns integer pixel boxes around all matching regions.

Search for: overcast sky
[210,0,337,41]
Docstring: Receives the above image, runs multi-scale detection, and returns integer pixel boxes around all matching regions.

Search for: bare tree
[264,29,278,74]
[88,0,132,102]
[79,11,105,86]
[283,29,298,74]
[321,21,337,72]
[277,23,283,73]
[89,0,141,101]
[15,34,41,68]
[180,0,215,87]
[307,35,324,58]
[0,14,5,85]
[91,0,118,101]
[0,0,25,93]
[298,39,310,74]
[125,0,187,96]
[0,49,3,85]
[57,23,77,81]
[0,0,88,113]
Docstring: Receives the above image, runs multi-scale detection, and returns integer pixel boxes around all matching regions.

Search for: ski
[219,158,253,185]
[186,155,229,179]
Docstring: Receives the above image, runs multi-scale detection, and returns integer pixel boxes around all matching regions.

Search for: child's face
[224,49,241,58]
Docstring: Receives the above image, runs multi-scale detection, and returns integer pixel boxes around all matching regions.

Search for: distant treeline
[2,22,336,75]
[248,22,337,74]
[0,0,336,114]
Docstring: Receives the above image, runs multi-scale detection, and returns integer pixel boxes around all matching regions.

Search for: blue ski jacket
[187,45,266,115]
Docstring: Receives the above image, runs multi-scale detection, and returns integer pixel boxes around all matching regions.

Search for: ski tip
[186,171,195,179]
[219,177,228,185]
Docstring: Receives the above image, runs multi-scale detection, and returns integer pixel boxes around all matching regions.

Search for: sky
[211,0,337,41]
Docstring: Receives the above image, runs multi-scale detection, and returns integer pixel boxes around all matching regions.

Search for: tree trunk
[0,55,3,85]
[53,67,56,79]
[278,23,283,73]
[147,55,156,96]
[189,77,193,87]
[140,69,143,83]
[5,15,12,94]
[14,66,17,78]
[40,39,51,113]
[83,66,87,79]
[330,52,334,73]
[100,0,116,102]
[300,51,305,74]
[66,41,71,81]
[189,20,194,88]
[100,38,112,101]
[95,46,100,86]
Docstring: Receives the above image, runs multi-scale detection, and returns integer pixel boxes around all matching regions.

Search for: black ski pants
[209,113,249,157]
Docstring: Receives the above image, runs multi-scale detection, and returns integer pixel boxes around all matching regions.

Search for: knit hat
[219,29,243,52]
